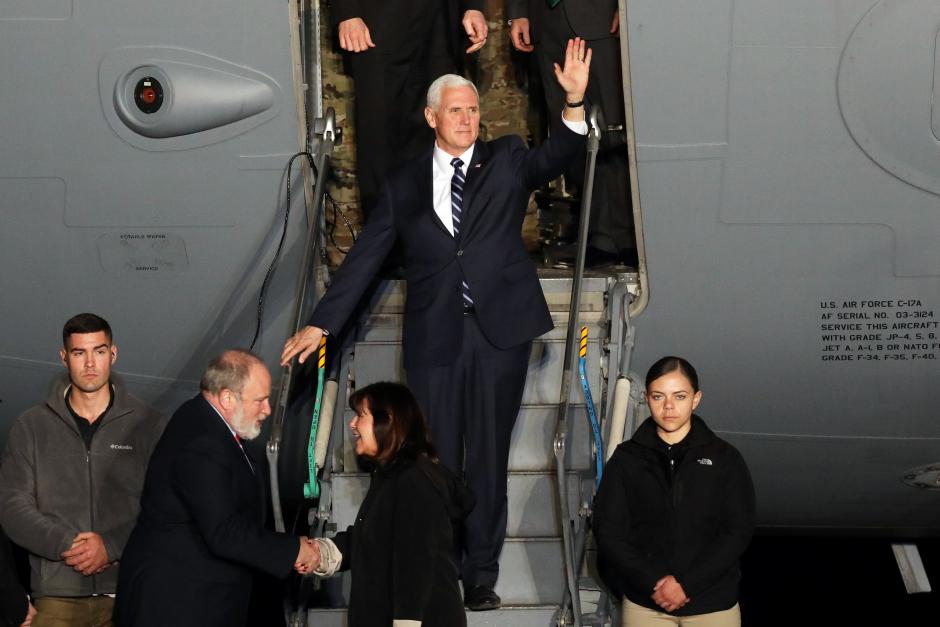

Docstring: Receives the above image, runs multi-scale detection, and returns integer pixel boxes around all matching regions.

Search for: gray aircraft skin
[1,0,939,540]
[0,0,310,424]
[623,0,940,534]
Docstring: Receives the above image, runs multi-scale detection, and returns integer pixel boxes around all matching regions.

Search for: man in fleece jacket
[0,313,166,627]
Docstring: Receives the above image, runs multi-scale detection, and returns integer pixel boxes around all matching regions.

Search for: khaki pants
[623,599,741,627]
[34,596,114,627]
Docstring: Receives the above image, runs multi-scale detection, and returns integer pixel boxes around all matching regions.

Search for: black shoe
[584,246,620,267]
[619,247,639,268]
[464,585,501,611]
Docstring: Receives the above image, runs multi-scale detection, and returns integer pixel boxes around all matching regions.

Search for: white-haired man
[113,350,320,626]
[283,38,593,610]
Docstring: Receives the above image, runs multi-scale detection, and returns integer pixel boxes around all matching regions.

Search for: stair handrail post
[266,108,337,533]
[312,343,354,535]
[553,104,602,627]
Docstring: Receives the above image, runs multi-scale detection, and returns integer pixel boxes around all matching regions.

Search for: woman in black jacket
[310,382,474,627]
[594,356,755,626]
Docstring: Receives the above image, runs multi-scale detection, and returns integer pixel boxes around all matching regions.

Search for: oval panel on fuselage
[0,0,307,435]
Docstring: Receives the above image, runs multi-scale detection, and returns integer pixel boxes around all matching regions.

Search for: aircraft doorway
[312,0,647,290]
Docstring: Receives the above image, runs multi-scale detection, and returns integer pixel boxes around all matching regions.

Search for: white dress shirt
[430,115,589,234]
[207,400,254,473]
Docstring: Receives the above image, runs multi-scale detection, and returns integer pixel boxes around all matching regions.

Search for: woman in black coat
[310,382,474,627]
[594,357,755,627]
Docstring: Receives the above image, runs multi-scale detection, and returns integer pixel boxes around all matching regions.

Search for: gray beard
[231,405,262,440]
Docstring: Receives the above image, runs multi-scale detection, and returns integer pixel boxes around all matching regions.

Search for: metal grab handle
[553,105,602,627]
[578,326,604,489]
[303,337,328,499]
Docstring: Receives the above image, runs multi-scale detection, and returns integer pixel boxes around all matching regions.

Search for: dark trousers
[348,15,454,217]
[408,315,532,588]
[532,19,634,253]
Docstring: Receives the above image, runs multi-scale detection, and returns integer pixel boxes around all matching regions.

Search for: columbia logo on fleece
[110,444,134,451]
[697,458,713,466]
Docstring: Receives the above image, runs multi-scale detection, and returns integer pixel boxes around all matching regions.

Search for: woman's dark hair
[645,356,700,392]
[348,381,438,465]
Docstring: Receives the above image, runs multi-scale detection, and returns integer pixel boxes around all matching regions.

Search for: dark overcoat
[335,456,474,627]
[114,395,298,627]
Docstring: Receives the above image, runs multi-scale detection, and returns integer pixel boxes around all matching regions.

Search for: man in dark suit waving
[114,350,319,627]
[282,38,592,610]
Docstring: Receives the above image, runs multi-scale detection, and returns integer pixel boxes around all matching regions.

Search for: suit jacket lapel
[198,395,256,477]
[414,150,450,237]
[459,140,489,237]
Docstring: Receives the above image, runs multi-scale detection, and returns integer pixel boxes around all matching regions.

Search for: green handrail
[303,336,327,500]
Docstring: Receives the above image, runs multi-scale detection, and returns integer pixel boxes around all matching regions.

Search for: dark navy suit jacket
[506,0,617,42]
[331,0,483,60]
[114,396,298,627]
[310,123,586,369]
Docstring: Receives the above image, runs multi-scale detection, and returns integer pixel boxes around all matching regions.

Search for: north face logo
[697,458,713,466]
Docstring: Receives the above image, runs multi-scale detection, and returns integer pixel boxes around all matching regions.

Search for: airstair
[268,92,644,626]
[289,268,638,626]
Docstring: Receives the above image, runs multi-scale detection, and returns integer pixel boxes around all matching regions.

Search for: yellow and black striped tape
[579,326,588,359]
[317,336,327,369]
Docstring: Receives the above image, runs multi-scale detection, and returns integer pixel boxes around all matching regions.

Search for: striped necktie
[450,158,474,308]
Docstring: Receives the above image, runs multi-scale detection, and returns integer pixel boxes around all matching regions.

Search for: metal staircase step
[330,471,580,538]
[506,405,592,471]
[491,537,568,605]
[359,275,611,317]
[352,336,603,406]
[304,537,566,610]
[523,338,603,405]
[355,310,605,342]
[306,605,561,627]
[309,272,621,622]
[338,404,594,472]
[465,606,561,626]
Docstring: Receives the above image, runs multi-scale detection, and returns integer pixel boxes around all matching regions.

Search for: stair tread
[307,604,560,611]
[333,469,579,478]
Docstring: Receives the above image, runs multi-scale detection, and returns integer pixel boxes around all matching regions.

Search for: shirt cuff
[393,621,422,627]
[561,114,588,136]
[312,537,343,577]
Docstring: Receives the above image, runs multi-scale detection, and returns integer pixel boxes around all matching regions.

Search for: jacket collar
[46,373,135,431]
[196,394,257,475]
[631,414,716,451]
[414,149,450,237]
